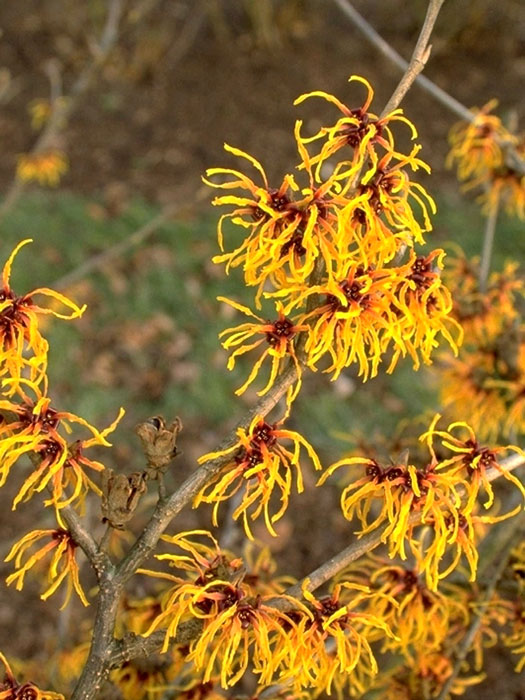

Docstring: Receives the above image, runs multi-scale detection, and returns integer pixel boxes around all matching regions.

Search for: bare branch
[111,620,203,669]
[380,0,445,117]
[333,0,470,120]
[0,0,125,221]
[53,189,208,292]
[333,0,525,176]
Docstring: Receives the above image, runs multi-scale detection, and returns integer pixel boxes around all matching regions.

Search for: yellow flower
[283,262,402,381]
[443,251,523,343]
[16,151,68,187]
[447,100,510,182]
[319,454,461,565]
[421,415,525,510]
[217,296,307,399]
[294,74,418,183]
[195,414,321,538]
[0,652,64,700]
[140,531,300,688]
[386,250,463,372]
[484,160,525,219]
[204,145,349,301]
[4,521,89,608]
[503,605,525,672]
[0,239,85,386]
[0,377,124,509]
[350,147,436,244]
[416,506,518,589]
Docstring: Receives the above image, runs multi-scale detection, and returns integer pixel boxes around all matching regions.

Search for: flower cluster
[321,415,524,590]
[195,412,321,538]
[0,241,123,607]
[140,531,392,694]
[205,75,461,398]
[16,151,68,187]
[447,100,525,218]
[439,249,525,440]
[0,242,124,511]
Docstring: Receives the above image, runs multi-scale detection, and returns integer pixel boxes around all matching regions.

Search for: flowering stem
[380,0,445,117]
[107,453,525,667]
[115,360,300,586]
[277,452,525,607]
[479,195,500,294]
[333,0,525,175]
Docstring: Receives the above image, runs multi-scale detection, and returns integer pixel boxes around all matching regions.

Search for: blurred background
[1,0,524,696]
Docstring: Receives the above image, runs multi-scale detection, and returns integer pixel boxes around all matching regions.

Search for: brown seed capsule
[134,415,183,478]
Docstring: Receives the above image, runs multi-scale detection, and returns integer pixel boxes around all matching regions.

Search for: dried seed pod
[101,469,147,529]
[134,415,183,478]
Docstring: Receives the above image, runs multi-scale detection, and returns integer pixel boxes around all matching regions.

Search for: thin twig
[53,189,207,291]
[59,503,109,574]
[0,0,125,221]
[380,0,445,117]
[435,513,525,700]
[478,194,500,294]
[332,0,525,176]
[333,0,470,120]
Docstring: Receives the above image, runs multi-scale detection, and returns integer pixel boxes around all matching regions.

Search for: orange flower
[447,100,510,182]
[422,415,525,510]
[0,653,64,700]
[439,347,510,441]
[274,582,393,694]
[319,454,461,564]
[386,250,463,371]
[362,558,455,653]
[0,378,124,509]
[447,101,525,219]
[443,252,523,343]
[294,75,418,183]
[371,650,485,699]
[4,521,89,608]
[0,239,85,385]
[283,262,402,381]
[195,414,321,538]
[217,297,307,399]
[16,150,68,187]
[140,531,300,687]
